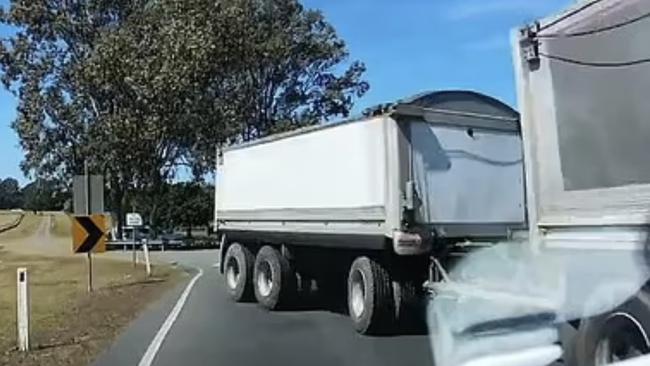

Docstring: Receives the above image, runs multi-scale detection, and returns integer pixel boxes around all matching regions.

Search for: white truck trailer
[215,90,525,334]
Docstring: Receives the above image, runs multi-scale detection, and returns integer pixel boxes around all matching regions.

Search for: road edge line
[138,267,204,366]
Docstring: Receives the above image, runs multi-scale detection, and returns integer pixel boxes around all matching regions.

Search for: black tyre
[223,243,255,302]
[574,290,650,366]
[393,280,424,329]
[347,257,395,334]
[254,245,297,310]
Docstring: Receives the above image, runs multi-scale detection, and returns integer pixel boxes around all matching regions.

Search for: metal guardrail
[106,238,219,251]
[107,240,170,252]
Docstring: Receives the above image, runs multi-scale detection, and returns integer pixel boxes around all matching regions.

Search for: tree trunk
[109,177,125,240]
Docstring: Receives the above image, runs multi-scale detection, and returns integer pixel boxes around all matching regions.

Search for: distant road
[94,250,434,366]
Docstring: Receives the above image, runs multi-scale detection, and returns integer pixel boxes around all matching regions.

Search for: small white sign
[126,213,143,227]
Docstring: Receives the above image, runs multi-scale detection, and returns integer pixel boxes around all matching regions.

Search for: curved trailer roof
[223,90,520,152]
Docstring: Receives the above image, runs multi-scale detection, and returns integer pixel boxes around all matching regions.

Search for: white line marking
[138,267,204,366]
[212,263,220,269]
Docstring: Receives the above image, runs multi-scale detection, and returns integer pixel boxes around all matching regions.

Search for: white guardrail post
[143,239,151,277]
[16,267,30,351]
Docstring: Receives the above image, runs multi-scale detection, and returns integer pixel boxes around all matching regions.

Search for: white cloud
[446,0,551,21]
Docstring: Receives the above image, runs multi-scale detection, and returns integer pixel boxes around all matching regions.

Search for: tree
[0,177,22,209]
[130,182,213,237]
[0,0,187,232]
[165,0,370,174]
[0,0,368,229]
[21,179,68,212]
[159,183,213,237]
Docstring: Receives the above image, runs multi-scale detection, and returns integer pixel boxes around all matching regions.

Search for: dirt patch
[0,251,186,366]
[50,213,72,238]
[0,212,22,229]
[0,215,43,242]
[0,214,73,257]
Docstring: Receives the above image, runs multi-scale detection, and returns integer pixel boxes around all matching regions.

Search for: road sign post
[87,251,93,292]
[126,213,143,268]
[132,227,137,267]
[72,109,105,293]
[85,164,91,292]
[71,213,107,294]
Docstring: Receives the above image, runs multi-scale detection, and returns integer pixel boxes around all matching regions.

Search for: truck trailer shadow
[276,280,429,337]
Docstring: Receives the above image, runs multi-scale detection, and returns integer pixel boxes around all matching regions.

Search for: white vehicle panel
[218,117,388,214]
[514,0,650,226]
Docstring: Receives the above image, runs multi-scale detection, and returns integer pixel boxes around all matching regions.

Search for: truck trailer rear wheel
[347,257,395,334]
[393,280,423,329]
[223,243,255,302]
[574,290,650,366]
[254,245,297,310]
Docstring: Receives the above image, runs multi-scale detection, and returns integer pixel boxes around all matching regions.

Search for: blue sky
[0,0,570,185]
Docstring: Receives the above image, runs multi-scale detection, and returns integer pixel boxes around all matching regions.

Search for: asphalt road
[94,250,434,366]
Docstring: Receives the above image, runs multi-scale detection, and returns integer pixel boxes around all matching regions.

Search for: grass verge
[51,213,71,238]
[0,250,186,366]
[0,215,42,242]
[0,213,20,228]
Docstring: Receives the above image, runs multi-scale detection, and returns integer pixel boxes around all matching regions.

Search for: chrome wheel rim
[595,312,650,365]
[350,269,366,318]
[226,256,240,290]
[257,261,273,298]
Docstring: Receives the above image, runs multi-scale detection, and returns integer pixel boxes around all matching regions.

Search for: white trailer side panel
[218,117,388,218]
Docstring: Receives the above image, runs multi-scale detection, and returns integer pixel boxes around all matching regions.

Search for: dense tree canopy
[124,181,212,235]
[158,182,213,235]
[0,178,22,209]
[21,179,69,212]
[0,177,68,211]
[0,0,368,228]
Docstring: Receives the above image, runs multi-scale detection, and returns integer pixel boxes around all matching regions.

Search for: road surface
[94,250,434,366]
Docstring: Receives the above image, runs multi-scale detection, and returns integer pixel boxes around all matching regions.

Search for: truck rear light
[393,231,431,255]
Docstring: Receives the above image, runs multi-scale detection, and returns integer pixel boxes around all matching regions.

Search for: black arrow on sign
[76,216,103,253]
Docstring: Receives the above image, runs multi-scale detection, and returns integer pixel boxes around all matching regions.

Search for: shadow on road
[269,285,429,337]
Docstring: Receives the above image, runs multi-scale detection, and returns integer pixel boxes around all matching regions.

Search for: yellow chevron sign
[72,214,107,253]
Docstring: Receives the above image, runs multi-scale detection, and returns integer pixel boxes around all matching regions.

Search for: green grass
[0,250,184,365]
